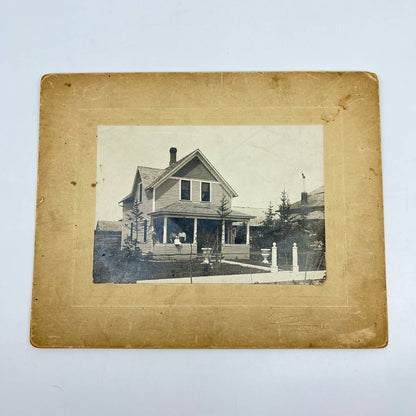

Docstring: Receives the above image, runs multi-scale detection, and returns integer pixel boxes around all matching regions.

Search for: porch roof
[149,201,255,221]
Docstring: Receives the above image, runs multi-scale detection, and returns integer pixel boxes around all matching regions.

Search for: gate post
[271,242,278,272]
[292,243,299,272]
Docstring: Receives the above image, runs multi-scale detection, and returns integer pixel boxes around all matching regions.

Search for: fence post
[271,242,278,272]
[292,243,299,272]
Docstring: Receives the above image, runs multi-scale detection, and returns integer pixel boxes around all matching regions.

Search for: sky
[96,125,324,221]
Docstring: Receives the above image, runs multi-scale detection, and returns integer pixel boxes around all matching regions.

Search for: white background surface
[1,1,415,415]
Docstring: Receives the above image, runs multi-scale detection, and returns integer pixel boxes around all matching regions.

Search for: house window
[201,182,210,202]
[139,183,143,202]
[143,220,147,242]
[130,223,133,240]
[181,180,191,200]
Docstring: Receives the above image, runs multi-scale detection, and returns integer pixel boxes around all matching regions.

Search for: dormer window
[180,180,191,200]
[139,183,143,202]
[201,182,210,202]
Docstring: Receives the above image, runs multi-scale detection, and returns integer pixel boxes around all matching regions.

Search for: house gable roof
[174,156,217,181]
[119,166,164,203]
[120,149,238,204]
[147,149,238,197]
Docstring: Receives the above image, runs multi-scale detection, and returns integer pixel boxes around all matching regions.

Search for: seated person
[178,231,186,243]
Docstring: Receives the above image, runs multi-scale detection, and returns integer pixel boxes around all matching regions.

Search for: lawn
[93,256,266,283]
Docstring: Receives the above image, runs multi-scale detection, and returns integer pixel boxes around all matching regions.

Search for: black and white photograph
[93,125,326,284]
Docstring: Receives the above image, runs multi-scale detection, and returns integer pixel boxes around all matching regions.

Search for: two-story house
[119,148,254,259]
[290,186,325,223]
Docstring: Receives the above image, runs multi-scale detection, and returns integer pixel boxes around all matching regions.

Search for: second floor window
[139,183,143,202]
[181,180,191,200]
[201,182,210,202]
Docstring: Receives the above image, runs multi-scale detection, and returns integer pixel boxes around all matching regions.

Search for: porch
[148,205,254,259]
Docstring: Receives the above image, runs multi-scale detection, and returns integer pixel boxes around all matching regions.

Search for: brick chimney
[169,147,177,166]
[301,192,308,205]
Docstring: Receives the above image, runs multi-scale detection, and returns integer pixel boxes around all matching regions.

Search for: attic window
[139,183,143,202]
[201,182,210,202]
[181,180,191,201]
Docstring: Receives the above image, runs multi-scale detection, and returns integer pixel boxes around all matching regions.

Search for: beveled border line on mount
[70,107,345,309]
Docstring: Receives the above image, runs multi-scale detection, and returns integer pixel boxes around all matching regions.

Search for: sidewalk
[221,259,271,271]
[137,270,325,284]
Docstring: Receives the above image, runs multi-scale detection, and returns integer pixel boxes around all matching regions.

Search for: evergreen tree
[262,202,275,229]
[258,202,276,247]
[217,194,231,259]
[123,199,144,258]
[276,189,294,239]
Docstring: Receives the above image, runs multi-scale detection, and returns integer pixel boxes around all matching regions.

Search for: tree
[275,190,296,239]
[123,199,143,259]
[217,194,231,259]
[257,202,277,248]
[262,202,275,229]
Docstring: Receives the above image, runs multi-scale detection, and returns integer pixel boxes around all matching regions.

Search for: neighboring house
[233,187,325,248]
[236,187,325,227]
[290,186,325,223]
[119,148,254,259]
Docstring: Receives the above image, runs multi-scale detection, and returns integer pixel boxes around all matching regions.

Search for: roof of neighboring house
[120,148,238,204]
[291,185,324,209]
[148,201,255,221]
[232,206,267,227]
[292,210,325,221]
[96,220,122,232]
[233,187,325,226]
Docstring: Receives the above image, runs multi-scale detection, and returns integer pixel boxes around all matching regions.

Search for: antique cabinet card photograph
[31,72,387,348]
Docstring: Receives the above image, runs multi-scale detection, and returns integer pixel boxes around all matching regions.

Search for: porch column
[193,218,198,244]
[163,216,168,244]
[246,221,250,245]
[221,221,225,245]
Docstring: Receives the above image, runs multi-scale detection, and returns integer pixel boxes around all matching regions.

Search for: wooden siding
[174,157,217,181]
[211,182,232,207]
[149,243,248,259]
[121,218,151,246]
[222,244,250,260]
[122,189,153,245]
[122,201,133,243]
[140,189,154,215]
[153,243,196,256]
[155,178,179,210]
[191,180,200,202]
[153,178,232,211]
[94,231,122,252]
[137,241,153,254]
